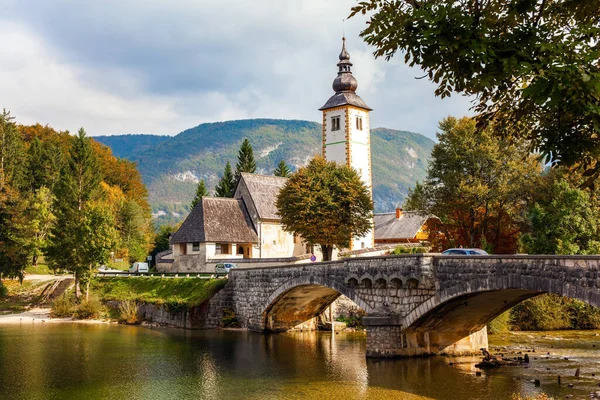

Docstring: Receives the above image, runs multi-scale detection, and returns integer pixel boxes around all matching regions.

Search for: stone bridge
[223,254,600,357]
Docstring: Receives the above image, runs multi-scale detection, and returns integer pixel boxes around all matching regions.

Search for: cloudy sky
[1,0,471,139]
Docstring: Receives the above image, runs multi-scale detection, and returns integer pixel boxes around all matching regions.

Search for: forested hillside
[94,119,434,225]
[94,134,169,159]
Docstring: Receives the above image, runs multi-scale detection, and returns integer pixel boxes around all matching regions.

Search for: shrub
[75,295,104,319]
[488,311,511,334]
[52,293,75,318]
[390,246,429,255]
[511,294,571,331]
[0,284,8,298]
[118,300,139,324]
[222,308,239,327]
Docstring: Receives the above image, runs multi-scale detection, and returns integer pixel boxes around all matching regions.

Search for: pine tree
[191,179,209,208]
[235,138,256,180]
[215,162,235,198]
[274,160,292,178]
[46,128,109,298]
[0,109,25,191]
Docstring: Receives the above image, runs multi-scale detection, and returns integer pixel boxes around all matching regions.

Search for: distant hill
[94,134,169,159]
[94,119,434,225]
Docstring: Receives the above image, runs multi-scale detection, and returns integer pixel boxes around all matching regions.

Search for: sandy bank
[0,307,114,325]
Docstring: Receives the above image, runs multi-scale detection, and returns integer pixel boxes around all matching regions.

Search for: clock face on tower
[319,38,374,250]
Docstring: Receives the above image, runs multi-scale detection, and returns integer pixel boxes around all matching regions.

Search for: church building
[159,38,430,272]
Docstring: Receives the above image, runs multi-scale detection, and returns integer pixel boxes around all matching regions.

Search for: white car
[129,262,149,273]
[215,263,237,274]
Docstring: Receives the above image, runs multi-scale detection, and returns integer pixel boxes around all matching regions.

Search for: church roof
[238,173,287,221]
[374,211,434,240]
[170,197,258,244]
[319,38,372,111]
[319,92,372,111]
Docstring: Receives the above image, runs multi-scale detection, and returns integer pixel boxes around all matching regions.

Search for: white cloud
[1,0,472,138]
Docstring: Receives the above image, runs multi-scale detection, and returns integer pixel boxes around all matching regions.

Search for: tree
[276,157,373,261]
[235,138,256,179]
[25,137,64,193]
[404,116,541,253]
[274,160,291,178]
[0,185,30,282]
[0,109,25,191]
[116,199,149,263]
[46,128,108,298]
[350,1,600,176]
[520,178,600,255]
[23,186,56,267]
[191,179,209,208]
[215,161,235,198]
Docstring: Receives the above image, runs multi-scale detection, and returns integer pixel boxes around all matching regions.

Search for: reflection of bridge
[223,254,600,357]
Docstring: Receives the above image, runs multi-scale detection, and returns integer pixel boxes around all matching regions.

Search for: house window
[215,243,230,255]
[356,116,363,130]
[331,116,341,131]
[192,242,200,252]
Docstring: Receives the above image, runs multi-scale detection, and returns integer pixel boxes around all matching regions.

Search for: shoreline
[0,307,115,325]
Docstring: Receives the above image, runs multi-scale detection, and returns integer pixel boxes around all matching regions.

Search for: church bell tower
[319,37,374,250]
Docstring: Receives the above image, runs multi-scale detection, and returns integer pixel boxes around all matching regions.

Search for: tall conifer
[191,179,209,208]
[235,138,256,180]
[215,162,235,198]
[274,160,292,178]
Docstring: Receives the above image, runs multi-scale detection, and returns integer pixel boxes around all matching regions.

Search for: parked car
[98,265,118,272]
[129,262,149,273]
[442,248,489,255]
[215,263,237,274]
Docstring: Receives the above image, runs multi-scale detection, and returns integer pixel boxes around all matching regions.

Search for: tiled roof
[170,197,258,244]
[374,211,433,240]
[319,92,372,111]
[239,173,288,220]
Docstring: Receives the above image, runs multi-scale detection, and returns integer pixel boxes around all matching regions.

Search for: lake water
[0,324,599,399]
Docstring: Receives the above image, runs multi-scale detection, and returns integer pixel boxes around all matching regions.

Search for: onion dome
[319,37,372,111]
[332,37,358,93]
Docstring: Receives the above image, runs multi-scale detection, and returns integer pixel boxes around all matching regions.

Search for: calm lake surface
[0,324,599,400]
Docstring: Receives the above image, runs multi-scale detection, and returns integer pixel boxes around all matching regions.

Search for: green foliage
[215,161,235,198]
[92,277,227,307]
[274,160,292,178]
[25,137,63,192]
[350,0,600,175]
[390,246,429,255]
[0,185,31,280]
[116,199,149,263]
[22,187,56,267]
[47,129,117,297]
[118,300,139,324]
[488,311,511,334]
[235,138,256,179]
[0,109,26,191]
[74,294,104,319]
[521,178,600,255]
[404,116,541,253]
[511,294,575,331]
[276,157,374,260]
[0,284,7,298]
[191,179,209,209]
[51,293,75,318]
[151,224,178,259]
[222,308,240,328]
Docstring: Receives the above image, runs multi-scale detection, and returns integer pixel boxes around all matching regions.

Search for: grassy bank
[92,277,227,308]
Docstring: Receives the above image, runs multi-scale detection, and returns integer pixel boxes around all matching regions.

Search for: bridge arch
[405,274,600,329]
[261,276,371,332]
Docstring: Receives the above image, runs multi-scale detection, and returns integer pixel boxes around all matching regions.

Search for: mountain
[94,119,434,225]
[94,134,170,158]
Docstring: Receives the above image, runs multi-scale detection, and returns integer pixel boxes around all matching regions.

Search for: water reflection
[0,325,599,399]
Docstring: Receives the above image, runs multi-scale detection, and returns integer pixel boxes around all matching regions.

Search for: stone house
[163,173,308,271]
[374,208,438,245]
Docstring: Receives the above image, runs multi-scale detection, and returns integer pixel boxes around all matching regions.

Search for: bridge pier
[364,314,488,358]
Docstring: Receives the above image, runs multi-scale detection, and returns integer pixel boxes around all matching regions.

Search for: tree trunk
[75,274,82,300]
[85,280,90,302]
[321,244,333,261]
